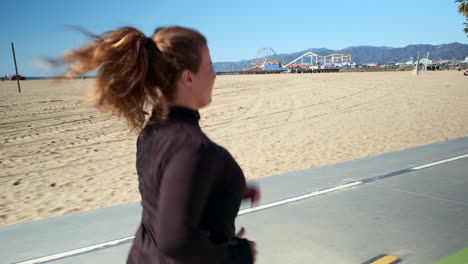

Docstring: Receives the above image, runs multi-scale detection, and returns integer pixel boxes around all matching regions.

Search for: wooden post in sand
[11,42,21,93]
[416,50,421,75]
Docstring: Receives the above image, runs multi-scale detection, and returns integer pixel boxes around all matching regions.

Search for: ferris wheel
[253,47,277,67]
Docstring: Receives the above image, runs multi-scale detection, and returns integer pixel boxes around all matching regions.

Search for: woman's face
[190,45,216,108]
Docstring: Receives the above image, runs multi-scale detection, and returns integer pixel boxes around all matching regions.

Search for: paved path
[1,137,467,264]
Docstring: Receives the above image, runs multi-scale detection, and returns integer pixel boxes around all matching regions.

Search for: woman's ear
[180,69,192,88]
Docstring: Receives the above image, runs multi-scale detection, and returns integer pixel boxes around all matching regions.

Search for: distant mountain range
[213,42,468,71]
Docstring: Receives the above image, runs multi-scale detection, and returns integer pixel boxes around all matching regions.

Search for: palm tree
[455,0,468,36]
[456,0,468,16]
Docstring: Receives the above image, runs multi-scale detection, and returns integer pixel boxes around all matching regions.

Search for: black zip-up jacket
[127,106,253,264]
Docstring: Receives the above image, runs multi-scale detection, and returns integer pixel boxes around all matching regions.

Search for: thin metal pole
[11,42,21,93]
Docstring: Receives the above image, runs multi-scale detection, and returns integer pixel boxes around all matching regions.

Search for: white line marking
[239,181,363,215]
[15,181,362,264]
[15,237,134,264]
[411,154,468,170]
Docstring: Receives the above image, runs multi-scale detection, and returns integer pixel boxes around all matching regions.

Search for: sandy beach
[0,71,467,226]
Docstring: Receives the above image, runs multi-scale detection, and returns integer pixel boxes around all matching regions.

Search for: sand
[1,71,467,226]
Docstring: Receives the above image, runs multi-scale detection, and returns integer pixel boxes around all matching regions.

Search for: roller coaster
[245,48,352,71]
[285,52,352,68]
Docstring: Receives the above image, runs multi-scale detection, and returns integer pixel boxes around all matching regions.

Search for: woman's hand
[236,227,257,262]
[244,184,261,207]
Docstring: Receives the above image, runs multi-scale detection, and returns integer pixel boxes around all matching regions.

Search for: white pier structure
[285,52,352,67]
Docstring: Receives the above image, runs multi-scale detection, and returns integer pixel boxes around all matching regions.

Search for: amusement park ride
[285,52,352,68]
[247,47,284,71]
[244,47,352,72]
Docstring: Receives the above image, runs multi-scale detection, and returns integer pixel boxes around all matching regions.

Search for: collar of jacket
[168,106,201,125]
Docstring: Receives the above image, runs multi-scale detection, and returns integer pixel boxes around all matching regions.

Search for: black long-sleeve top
[127,106,253,264]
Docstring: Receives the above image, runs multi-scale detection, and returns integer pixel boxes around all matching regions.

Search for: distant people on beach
[60,26,259,263]
[426,65,440,71]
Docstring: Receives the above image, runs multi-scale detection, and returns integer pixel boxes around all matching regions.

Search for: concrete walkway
[1,137,467,264]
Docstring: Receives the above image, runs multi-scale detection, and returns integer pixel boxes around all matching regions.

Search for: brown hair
[62,26,207,132]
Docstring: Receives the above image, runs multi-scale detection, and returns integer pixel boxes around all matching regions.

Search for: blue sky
[0,0,467,76]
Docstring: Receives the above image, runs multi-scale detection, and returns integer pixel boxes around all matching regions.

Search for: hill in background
[213,42,468,71]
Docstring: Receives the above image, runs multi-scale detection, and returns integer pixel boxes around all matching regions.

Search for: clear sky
[1,0,467,76]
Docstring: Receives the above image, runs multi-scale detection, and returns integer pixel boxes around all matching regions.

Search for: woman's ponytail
[63,27,158,131]
[62,26,207,132]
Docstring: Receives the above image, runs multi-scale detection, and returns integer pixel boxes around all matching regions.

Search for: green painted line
[434,247,468,264]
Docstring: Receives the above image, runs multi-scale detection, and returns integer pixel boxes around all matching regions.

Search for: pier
[216,68,340,75]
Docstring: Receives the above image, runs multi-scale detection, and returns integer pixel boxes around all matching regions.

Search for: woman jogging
[62,26,260,263]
